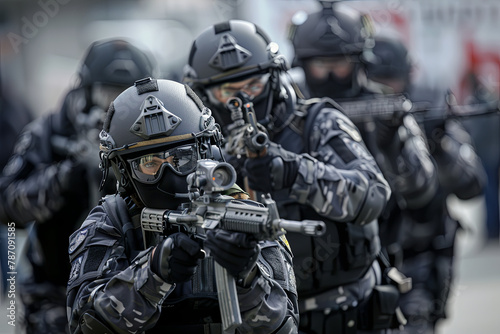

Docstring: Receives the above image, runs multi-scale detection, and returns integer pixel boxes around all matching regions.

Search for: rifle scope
[187,160,237,193]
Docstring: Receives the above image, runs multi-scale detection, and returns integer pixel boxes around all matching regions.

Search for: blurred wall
[0,0,241,117]
[1,0,500,119]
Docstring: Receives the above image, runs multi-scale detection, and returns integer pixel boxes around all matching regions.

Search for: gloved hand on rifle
[204,229,260,286]
[244,142,300,193]
[150,233,205,284]
[375,114,404,148]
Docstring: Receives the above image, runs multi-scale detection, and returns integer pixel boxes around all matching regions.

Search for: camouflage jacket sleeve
[66,204,174,334]
[0,112,87,226]
[291,108,391,224]
[372,114,438,209]
[428,118,486,199]
[236,239,299,333]
[67,205,298,334]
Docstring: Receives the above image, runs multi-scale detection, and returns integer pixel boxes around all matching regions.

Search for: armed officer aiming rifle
[141,158,325,332]
[183,19,395,334]
[67,78,307,334]
[360,34,487,334]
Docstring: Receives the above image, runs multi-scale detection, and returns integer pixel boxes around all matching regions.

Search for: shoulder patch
[69,227,89,254]
[68,255,83,285]
[337,117,362,142]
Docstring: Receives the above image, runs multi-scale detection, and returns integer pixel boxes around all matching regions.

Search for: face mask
[305,70,355,99]
[132,170,188,209]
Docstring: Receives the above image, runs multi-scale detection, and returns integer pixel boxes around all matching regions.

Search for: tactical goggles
[128,143,198,183]
[209,73,270,104]
[305,56,354,80]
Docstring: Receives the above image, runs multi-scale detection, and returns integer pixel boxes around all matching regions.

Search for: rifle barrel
[279,219,326,237]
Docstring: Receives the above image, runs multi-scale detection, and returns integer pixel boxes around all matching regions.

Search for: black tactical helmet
[289,2,373,65]
[78,39,156,88]
[183,20,292,133]
[66,39,157,133]
[100,78,223,209]
[289,2,374,99]
[362,36,412,86]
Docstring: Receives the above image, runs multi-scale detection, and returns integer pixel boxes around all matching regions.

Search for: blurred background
[1,0,499,333]
[2,0,500,116]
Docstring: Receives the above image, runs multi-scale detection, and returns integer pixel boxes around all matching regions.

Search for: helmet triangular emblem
[130,95,182,139]
[209,33,252,71]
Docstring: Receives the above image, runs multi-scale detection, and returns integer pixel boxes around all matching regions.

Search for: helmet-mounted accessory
[183,20,288,88]
[209,34,252,71]
[130,95,182,139]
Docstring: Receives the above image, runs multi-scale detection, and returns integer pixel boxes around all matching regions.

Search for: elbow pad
[397,137,438,209]
[353,181,388,225]
[272,316,298,334]
[78,311,117,334]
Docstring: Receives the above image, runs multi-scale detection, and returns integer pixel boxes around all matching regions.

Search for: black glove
[150,233,204,284]
[244,144,299,193]
[424,117,447,150]
[204,229,260,280]
[375,116,403,148]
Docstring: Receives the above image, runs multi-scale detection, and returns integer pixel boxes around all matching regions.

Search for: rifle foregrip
[214,262,242,332]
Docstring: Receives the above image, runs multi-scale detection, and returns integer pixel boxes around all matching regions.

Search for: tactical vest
[271,100,380,295]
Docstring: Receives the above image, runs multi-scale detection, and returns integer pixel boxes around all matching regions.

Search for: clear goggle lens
[128,144,198,183]
[209,73,270,104]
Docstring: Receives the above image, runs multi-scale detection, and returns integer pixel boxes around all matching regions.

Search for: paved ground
[0,196,499,334]
[439,242,500,334]
[438,196,500,334]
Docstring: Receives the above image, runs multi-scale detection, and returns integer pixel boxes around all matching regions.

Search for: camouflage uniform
[243,98,394,333]
[391,95,486,334]
[181,19,393,333]
[67,194,298,334]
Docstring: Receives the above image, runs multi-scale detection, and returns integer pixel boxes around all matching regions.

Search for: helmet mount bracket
[209,34,252,71]
[130,95,182,139]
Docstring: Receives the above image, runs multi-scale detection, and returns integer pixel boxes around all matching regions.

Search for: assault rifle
[336,93,500,123]
[224,95,269,158]
[336,94,415,122]
[140,159,326,332]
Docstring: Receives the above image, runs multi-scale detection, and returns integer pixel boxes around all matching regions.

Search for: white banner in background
[346,0,500,101]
